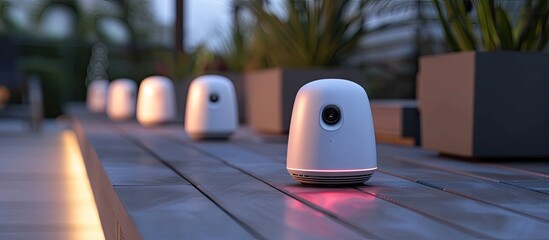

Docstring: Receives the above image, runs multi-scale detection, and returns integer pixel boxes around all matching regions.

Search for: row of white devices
[87,75,377,186]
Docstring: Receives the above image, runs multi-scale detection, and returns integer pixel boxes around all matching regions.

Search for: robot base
[287,168,376,185]
[187,131,233,140]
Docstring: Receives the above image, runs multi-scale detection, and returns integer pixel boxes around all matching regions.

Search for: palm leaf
[433,0,461,51]
[476,0,499,50]
[435,0,547,52]
[537,10,549,51]
[446,0,476,50]
[244,0,376,68]
[494,7,514,50]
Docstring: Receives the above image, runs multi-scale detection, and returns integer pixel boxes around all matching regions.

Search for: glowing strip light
[286,167,377,173]
[61,130,105,240]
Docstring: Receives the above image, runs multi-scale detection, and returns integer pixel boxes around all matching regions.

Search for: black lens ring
[209,93,219,103]
[322,105,341,125]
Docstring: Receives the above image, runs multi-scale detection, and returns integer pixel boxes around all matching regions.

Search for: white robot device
[185,75,238,140]
[87,79,108,113]
[286,79,377,185]
[106,78,137,121]
[136,76,176,126]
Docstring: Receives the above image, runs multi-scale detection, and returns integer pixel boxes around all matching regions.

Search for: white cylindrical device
[106,78,137,121]
[87,79,109,113]
[286,79,377,185]
[185,75,238,140]
[136,76,176,126]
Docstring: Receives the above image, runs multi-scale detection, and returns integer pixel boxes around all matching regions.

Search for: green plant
[244,0,382,69]
[433,0,549,51]
[220,27,248,72]
[0,2,21,33]
[155,46,217,81]
[32,0,92,39]
[20,56,66,117]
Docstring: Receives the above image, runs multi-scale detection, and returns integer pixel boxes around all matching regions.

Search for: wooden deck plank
[376,152,549,223]
[240,142,547,229]
[75,118,262,240]
[66,105,549,239]
[114,185,256,239]
[120,129,370,240]
[77,120,190,187]
[361,174,549,237]
[490,162,549,178]
[87,139,188,186]
[136,133,476,239]
[378,145,549,182]
[0,181,95,202]
[115,122,545,227]
[378,145,549,193]
[379,145,549,182]
[0,121,104,240]
[0,232,104,240]
[211,141,549,239]
[0,201,100,226]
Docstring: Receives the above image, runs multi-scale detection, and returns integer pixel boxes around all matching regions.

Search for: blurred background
[0,0,533,118]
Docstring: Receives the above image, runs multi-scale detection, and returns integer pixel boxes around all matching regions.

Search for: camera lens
[209,93,219,103]
[322,105,341,125]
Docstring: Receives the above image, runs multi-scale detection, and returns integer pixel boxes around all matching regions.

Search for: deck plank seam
[111,125,267,240]
[354,188,492,239]
[498,181,549,195]
[233,141,549,235]
[378,170,549,224]
[162,134,381,239]
[231,142,491,238]
[380,145,549,180]
[388,154,549,196]
[485,164,549,179]
[67,110,549,239]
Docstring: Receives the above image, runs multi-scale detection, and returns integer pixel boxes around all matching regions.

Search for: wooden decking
[0,120,104,240]
[70,106,549,239]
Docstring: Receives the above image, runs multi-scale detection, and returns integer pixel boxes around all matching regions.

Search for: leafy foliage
[433,0,549,51]
[154,46,222,81]
[0,1,21,32]
[32,0,90,38]
[220,27,248,72]
[243,0,381,69]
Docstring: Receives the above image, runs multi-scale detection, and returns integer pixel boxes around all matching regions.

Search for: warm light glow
[61,130,105,240]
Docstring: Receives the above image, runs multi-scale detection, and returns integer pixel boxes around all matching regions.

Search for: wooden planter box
[244,68,364,134]
[222,72,246,124]
[371,100,420,146]
[417,51,549,158]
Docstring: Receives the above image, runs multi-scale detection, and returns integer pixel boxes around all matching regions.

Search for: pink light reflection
[289,187,378,218]
[282,198,334,240]
[282,188,377,239]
